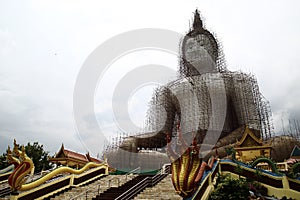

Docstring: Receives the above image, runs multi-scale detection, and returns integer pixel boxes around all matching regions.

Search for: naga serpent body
[167,125,216,198]
[7,140,107,191]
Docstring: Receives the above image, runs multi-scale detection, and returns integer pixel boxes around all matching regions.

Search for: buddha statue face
[182,35,217,76]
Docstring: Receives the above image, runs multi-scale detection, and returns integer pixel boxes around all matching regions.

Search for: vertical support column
[70,174,75,186]
[282,175,290,190]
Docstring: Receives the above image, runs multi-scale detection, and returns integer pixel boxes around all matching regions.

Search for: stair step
[49,174,136,200]
[134,175,181,200]
[93,175,151,200]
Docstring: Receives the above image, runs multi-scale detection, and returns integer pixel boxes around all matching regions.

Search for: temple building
[290,145,300,159]
[234,126,272,162]
[49,144,101,168]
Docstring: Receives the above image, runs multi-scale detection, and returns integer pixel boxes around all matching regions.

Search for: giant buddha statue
[119,10,270,159]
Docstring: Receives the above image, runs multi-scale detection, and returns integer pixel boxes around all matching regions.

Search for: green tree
[254,169,262,184]
[0,142,52,173]
[209,174,249,200]
[225,146,236,161]
[0,153,10,169]
[24,142,53,173]
[234,163,243,179]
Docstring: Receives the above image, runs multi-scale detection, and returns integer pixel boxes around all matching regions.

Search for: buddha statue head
[180,9,219,76]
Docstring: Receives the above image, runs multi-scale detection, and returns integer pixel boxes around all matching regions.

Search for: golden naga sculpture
[7,139,107,191]
[8,140,34,191]
[166,125,216,198]
[6,145,20,168]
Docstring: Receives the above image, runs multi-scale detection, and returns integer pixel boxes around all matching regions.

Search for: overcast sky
[0,0,300,156]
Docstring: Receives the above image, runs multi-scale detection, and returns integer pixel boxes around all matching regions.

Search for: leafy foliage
[250,156,279,174]
[0,153,10,169]
[225,146,236,160]
[209,174,249,200]
[24,142,53,173]
[287,161,300,179]
[254,169,262,182]
[0,142,52,173]
[234,163,243,178]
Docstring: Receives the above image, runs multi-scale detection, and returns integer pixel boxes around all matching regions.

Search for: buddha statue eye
[188,45,193,50]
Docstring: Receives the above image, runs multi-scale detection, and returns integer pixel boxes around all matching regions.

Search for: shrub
[209,174,249,200]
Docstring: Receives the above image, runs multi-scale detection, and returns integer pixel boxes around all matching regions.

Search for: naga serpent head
[8,140,34,191]
[6,146,14,163]
[7,145,12,156]
[20,146,27,162]
[167,125,216,198]
[7,144,20,167]
[13,139,21,157]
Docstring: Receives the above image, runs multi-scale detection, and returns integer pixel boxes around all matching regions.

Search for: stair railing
[116,173,168,200]
[115,176,150,200]
[69,184,102,200]
[70,175,126,200]
[69,175,110,200]
[125,167,140,181]
[70,166,168,200]
[151,171,167,186]
[162,163,171,174]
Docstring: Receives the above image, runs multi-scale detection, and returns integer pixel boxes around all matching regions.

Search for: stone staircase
[0,182,10,200]
[49,174,136,200]
[134,174,181,200]
[0,182,8,191]
[0,174,181,200]
[93,175,152,200]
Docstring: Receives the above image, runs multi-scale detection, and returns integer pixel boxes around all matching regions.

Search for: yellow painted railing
[10,164,108,200]
[189,160,300,200]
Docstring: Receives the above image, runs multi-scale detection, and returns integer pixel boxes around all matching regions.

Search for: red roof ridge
[53,144,102,163]
[63,148,88,162]
[86,152,101,163]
